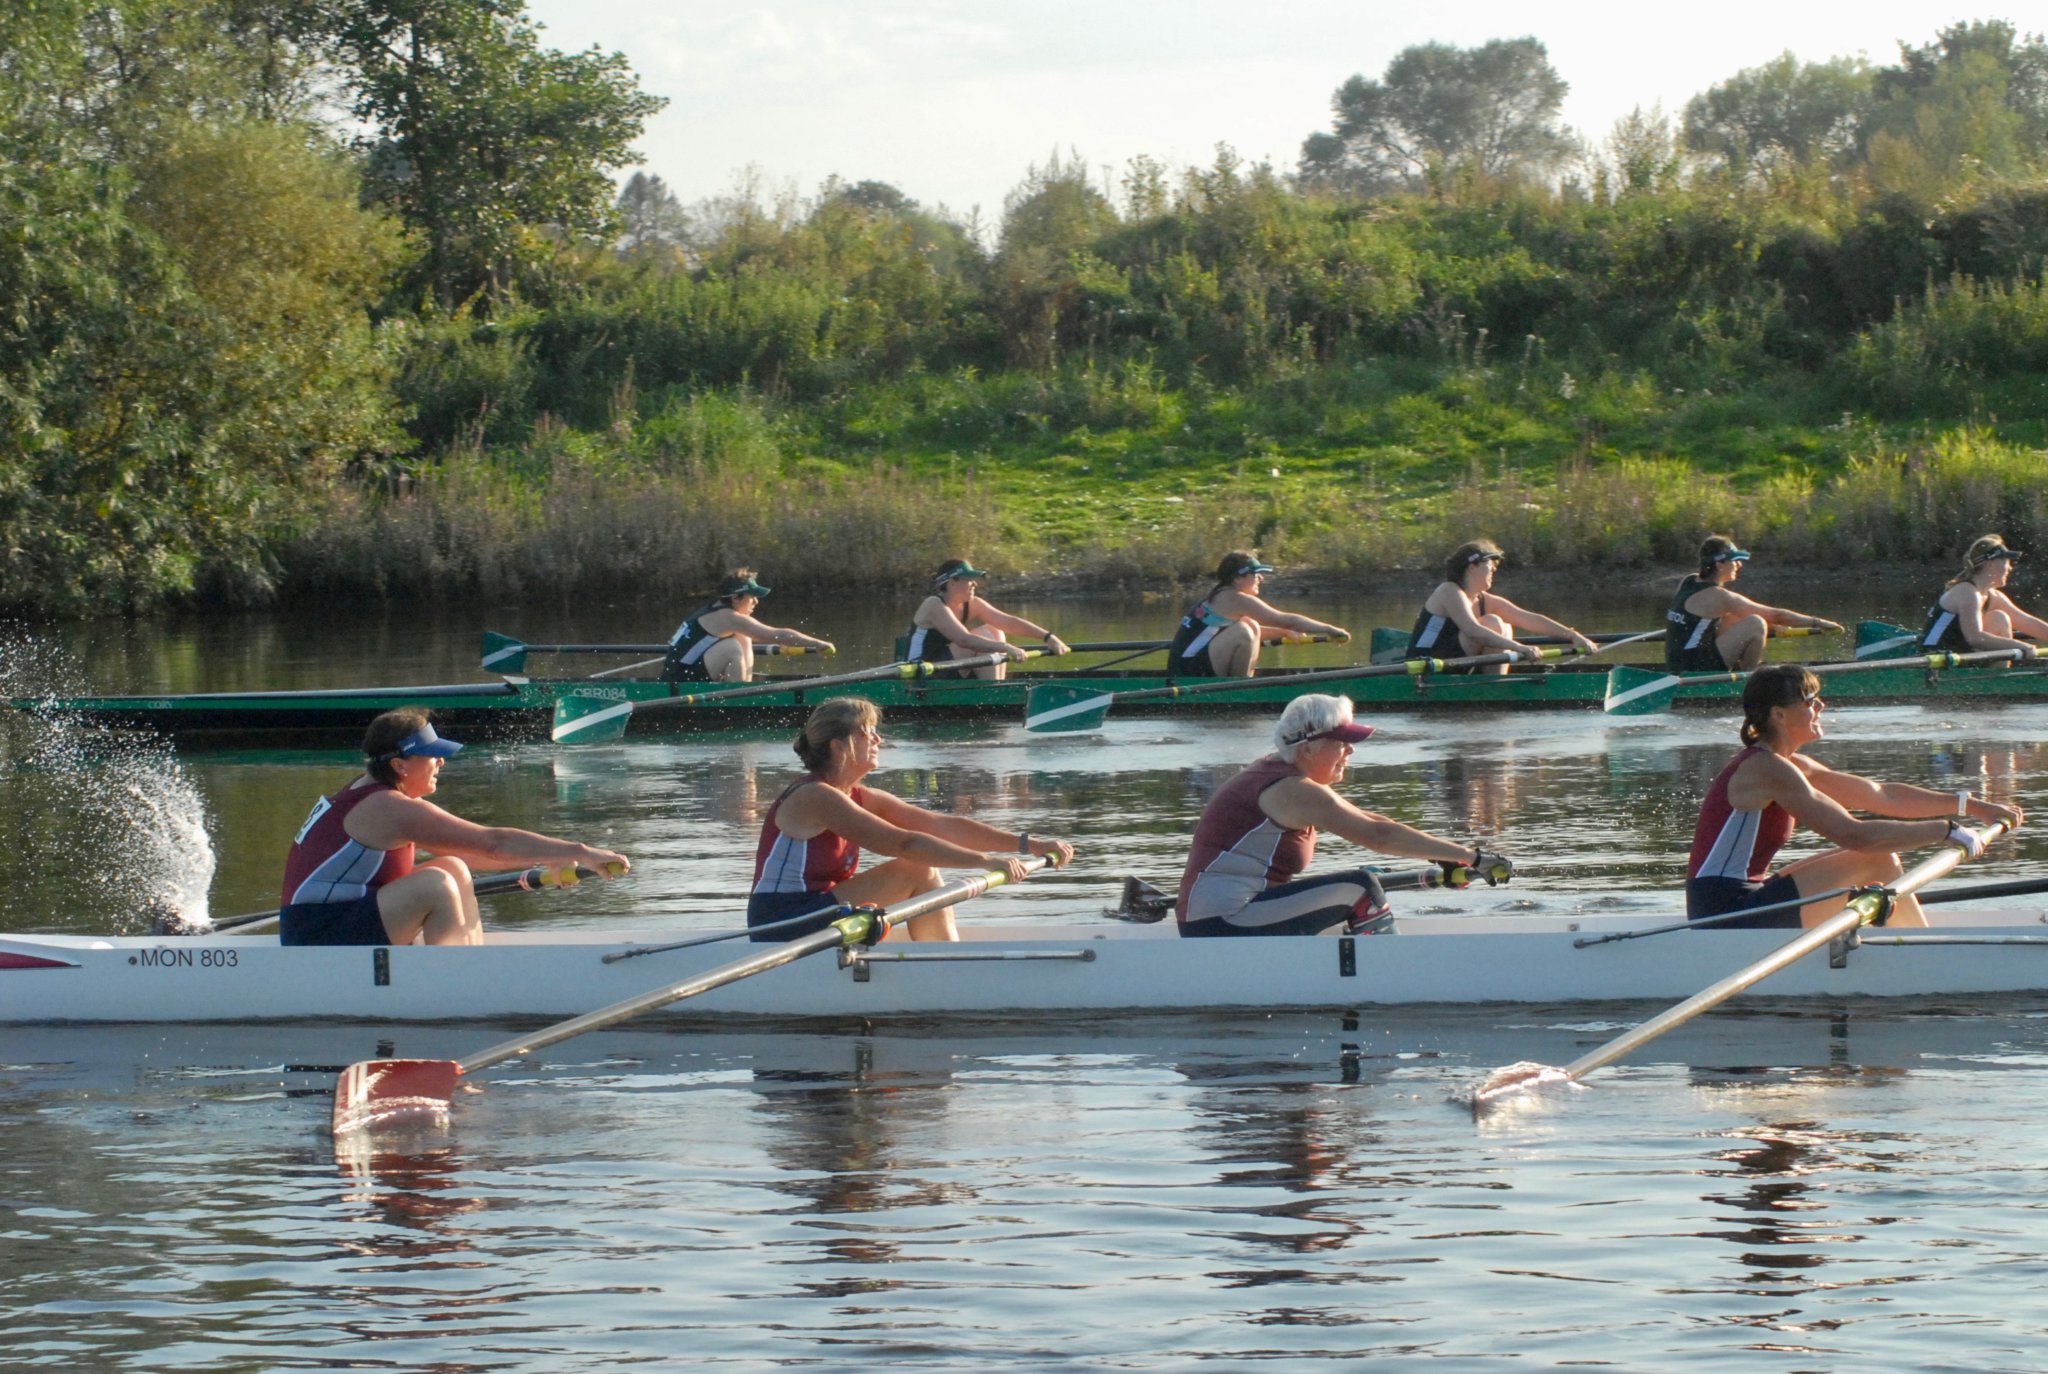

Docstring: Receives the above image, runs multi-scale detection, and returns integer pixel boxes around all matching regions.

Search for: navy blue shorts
[1686,874,1804,928]
[280,894,390,946]
[746,889,844,943]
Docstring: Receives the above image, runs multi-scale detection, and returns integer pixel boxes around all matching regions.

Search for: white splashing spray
[1,628,218,931]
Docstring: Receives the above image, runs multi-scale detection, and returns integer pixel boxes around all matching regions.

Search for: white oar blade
[332,1058,461,1135]
[552,692,633,743]
[1023,684,1116,733]
[480,632,527,674]
[1855,634,1918,660]
[1602,666,1683,715]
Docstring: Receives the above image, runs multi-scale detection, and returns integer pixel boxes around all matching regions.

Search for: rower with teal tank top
[905,558,1069,681]
[1919,535,2044,659]
[1664,535,1842,672]
[1168,551,1350,678]
[664,569,836,683]
[1407,539,1595,675]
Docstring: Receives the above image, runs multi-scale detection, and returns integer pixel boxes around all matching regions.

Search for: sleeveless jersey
[1177,756,1317,926]
[753,776,873,896]
[663,605,726,681]
[1665,574,1724,671]
[907,595,984,674]
[1920,587,1979,651]
[1686,746,1796,882]
[1408,590,1489,658]
[1168,596,1232,674]
[281,781,413,907]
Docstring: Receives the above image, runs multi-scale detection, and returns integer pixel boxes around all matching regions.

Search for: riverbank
[259,409,2045,610]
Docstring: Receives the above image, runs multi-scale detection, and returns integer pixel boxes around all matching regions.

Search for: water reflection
[748,1034,963,1290]
[334,1135,491,1248]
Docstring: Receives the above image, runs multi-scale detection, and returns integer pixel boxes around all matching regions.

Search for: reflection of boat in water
[9,1006,2045,1109]
[9,903,2048,1025]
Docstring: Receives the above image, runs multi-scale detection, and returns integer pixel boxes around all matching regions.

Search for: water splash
[0,627,216,931]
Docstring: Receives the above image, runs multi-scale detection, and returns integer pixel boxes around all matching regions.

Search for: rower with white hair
[1175,694,1512,937]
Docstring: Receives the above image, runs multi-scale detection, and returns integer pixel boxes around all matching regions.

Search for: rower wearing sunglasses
[1685,664,2022,930]
[1920,534,2044,660]
[280,709,629,946]
[1666,535,1842,672]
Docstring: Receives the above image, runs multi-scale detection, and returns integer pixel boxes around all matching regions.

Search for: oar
[550,650,1034,744]
[331,858,1048,1134]
[483,631,835,673]
[1052,639,1171,654]
[1368,627,1663,663]
[1022,647,1568,734]
[1469,821,2007,1106]
[1917,874,2048,905]
[153,863,622,937]
[1854,620,1919,660]
[1602,647,2023,716]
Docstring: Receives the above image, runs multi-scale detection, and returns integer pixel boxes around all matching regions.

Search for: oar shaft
[1058,639,1171,653]
[202,864,604,934]
[1918,874,2048,905]
[643,652,1023,711]
[1124,650,1555,705]
[1559,823,2005,1083]
[456,860,1045,1076]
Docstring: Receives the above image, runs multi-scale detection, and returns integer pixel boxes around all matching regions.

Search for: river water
[5,581,2048,1369]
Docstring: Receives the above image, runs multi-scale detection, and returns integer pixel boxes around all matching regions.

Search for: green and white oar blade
[552,689,633,743]
[1368,627,1412,664]
[1023,682,1117,733]
[1602,664,1684,715]
[481,631,528,674]
[1854,620,1918,660]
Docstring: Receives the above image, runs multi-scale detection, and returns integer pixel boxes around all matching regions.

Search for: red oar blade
[332,1058,462,1135]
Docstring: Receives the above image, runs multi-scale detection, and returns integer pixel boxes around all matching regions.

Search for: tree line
[3,9,2046,614]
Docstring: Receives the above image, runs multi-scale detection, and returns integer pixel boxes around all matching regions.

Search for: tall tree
[1300,38,1573,195]
[1682,51,1874,173]
[616,170,688,253]
[325,0,664,309]
[1863,20,2048,192]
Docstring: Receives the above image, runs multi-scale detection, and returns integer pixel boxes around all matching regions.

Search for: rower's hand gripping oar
[1603,647,2025,716]
[151,862,626,937]
[1468,820,2010,1108]
[551,649,1037,744]
[1023,646,1570,734]
[330,858,1050,1136]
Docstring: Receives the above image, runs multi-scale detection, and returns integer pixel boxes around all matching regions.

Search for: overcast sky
[521,2,2002,224]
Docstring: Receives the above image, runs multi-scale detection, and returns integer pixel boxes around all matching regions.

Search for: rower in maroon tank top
[1683,664,2021,929]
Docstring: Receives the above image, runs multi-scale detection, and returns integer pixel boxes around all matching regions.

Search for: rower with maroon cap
[279,707,628,947]
[1175,694,1512,937]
